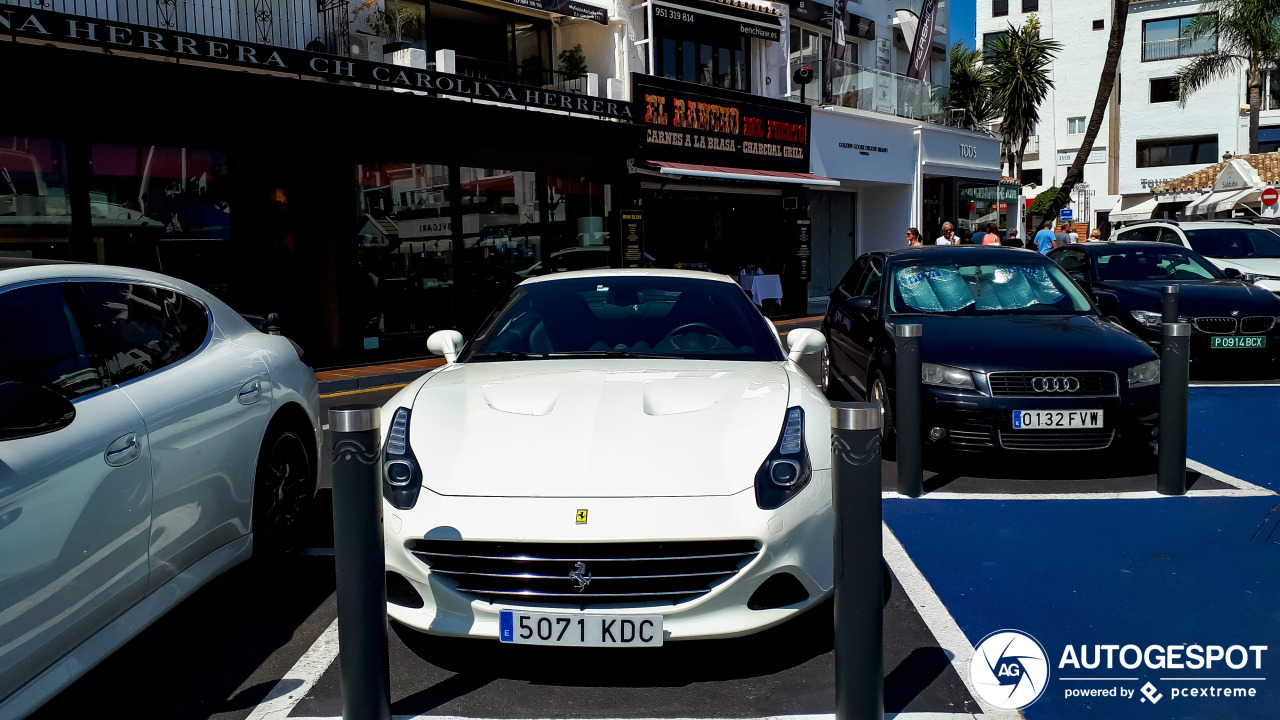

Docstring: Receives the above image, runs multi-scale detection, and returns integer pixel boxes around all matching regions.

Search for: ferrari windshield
[889,261,1093,315]
[1184,228,1280,259]
[1093,246,1223,281]
[461,275,786,362]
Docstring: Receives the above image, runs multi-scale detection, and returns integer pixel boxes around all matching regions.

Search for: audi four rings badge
[1031,376,1081,393]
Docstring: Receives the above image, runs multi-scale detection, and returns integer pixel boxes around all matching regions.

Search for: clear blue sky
[950,0,976,49]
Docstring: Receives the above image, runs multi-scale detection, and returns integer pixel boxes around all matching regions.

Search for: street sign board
[1060,208,1073,221]
[1263,188,1279,206]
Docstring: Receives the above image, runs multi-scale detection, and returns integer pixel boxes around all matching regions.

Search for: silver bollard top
[1162,322,1191,337]
[328,404,381,432]
[895,323,923,338]
[1162,285,1180,295]
[831,402,882,431]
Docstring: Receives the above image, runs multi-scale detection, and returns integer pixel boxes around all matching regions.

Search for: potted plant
[355,0,421,53]
[557,43,588,78]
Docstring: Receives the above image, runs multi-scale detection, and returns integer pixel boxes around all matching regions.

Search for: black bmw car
[1048,241,1280,374]
[821,246,1160,454]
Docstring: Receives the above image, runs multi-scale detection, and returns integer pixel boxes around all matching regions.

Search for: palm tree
[1175,0,1280,154]
[985,20,1061,180]
[946,43,996,132]
[1057,0,1130,215]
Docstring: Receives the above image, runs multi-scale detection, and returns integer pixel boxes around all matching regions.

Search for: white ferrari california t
[379,269,834,646]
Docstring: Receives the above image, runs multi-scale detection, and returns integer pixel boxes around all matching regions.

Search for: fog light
[929,427,947,441]
[385,459,415,487]
[769,459,801,486]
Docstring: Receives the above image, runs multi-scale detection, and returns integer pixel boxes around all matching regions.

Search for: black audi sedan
[1048,241,1280,374]
[821,246,1160,454]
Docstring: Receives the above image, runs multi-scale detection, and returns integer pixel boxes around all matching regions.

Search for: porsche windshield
[461,276,786,362]
[889,261,1093,315]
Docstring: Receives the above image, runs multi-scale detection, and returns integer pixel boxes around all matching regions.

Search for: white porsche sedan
[0,259,320,717]
[379,269,833,646]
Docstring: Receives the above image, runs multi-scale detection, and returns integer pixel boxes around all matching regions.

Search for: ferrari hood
[404,360,792,498]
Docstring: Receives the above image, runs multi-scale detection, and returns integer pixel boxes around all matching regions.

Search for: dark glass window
[0,283,111,399]
[993,0,1008,17]
[75,282,210,383]
[983,32,1008,58]
[1150,77,1179,103]
[1136,136,1218,168]
[1053,249,1089,274]
[1021,0,1038,12]
[1022,169,1043,185]
[1142,14,1216,61]
[1093,19,1105,30]
[654,20,751,91]
[0,136,72,259]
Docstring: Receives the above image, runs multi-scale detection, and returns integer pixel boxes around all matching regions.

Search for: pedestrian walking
[982,223,1001,245]
[936,222,957,245]
[1034,220,1057,256]
[907,227,923,246]
[969,225,986,245]
[1005,229,1023,248]
[1089,228,1102,241]
[1068,227,1080,243]
[1055,224,1071,250]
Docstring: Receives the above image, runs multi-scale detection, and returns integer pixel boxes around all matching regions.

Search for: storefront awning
[1109,196,1160,222]
[645,161,840,186]
[652,0,784,41]
[1185,188,1255,216]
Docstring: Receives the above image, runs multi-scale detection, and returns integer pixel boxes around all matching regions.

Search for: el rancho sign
[1,7,637,120]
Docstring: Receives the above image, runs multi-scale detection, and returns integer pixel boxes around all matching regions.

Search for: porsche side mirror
[427,329,465,364]
[0,381,76,441]
[1093,291,1120,311]
[1222,267,1243,279]
[785,328,827,363]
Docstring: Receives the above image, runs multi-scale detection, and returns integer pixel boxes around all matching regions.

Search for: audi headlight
[755,407,812,510]
[383,407,423,510]
[921,363,975,390]
[1130,310,1162,330]
[1128,360,1161,388]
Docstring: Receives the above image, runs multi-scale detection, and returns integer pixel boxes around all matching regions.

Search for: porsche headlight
[383,407,423,510]
[1130,310,1163,331]
[1128,360,1161,388]
[921,363,975,390]
[755,407,813,510]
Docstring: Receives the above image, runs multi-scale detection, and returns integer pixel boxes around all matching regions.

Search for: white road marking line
[245,618,340,720]
[291,715,980,720]
[1185,458,1272,493]
[880,458,1275,500]
[881,523,1023,720]
[294,707,977,712]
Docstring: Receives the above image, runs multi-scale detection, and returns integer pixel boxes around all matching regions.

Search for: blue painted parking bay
[885,386,1280,719]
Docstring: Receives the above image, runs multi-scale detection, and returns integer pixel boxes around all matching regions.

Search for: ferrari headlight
[1128,360,1161,388]
[1130,310,1162,330]
[921,363,975,390]
[755,407,812,510]
[383,407,422,510]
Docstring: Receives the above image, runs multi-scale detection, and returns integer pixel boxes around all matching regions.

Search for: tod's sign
[1,7,638,120]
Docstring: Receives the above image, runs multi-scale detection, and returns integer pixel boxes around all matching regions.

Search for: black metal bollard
[894,324,923,498]
[1157,323,1191,496]
[329,405,392,720]
[1161,285,1179,323]
[831,402,884,720]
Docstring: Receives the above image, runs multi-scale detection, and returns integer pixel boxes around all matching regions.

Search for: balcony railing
[0,0,345,54]
[797,61,951,125]
[1141,36,1215,62]
[1023,135,1040,156]
[454,55,591,96]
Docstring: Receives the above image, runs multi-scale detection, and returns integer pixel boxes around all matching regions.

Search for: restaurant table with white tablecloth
[739,274,783,306]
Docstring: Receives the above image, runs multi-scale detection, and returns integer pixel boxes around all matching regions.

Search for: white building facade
[976,0,1280,233]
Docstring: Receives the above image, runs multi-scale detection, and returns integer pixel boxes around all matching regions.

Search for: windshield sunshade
[892,263,1085,315]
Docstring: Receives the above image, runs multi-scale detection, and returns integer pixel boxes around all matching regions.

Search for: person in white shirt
[935,222,957,245]
[1068,229,1079,243]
